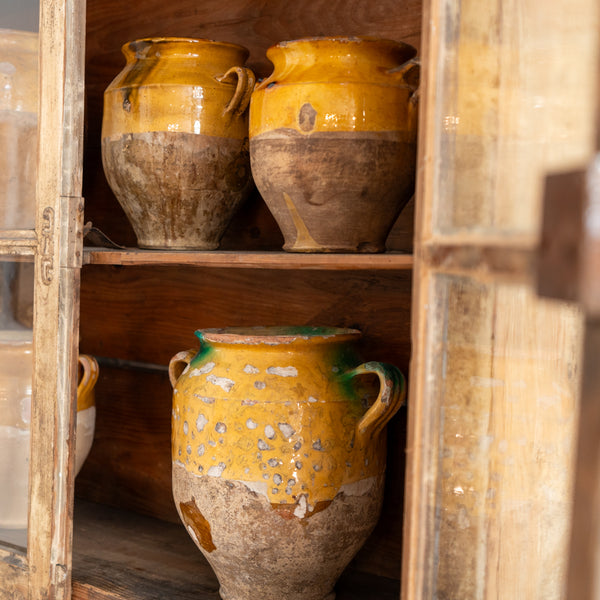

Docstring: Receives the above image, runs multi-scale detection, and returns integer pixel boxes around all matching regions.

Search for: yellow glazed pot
[102,37,256,249]
[169,326,405,600]
[249,36,419,253]
[0,330,99,529]
[0,29,38,229]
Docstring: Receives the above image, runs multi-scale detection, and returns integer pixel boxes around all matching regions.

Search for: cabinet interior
[74,0,422,597]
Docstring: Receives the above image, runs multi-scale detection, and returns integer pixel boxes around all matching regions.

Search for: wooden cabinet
[74,3,420,598]
[0,0,598,598]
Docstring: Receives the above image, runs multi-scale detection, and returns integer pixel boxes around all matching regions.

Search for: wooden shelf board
[72,499,400,600]
[82,247,414,270]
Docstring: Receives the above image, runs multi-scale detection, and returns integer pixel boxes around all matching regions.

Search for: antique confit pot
[249,36,420,253]
[0,330,99,529]
[169,326,405,600]
[102,37,256,249]
[0,29,38,229]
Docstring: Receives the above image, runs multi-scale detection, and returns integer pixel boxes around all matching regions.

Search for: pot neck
[196,326,361,348]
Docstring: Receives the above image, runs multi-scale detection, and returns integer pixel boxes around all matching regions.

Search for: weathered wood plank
[566,319,600,600]
[83,248,414,270]
[82,0,421,253]
[28,0,86,598]
[403,0,596,598]
[76,266,412,580]
[422,239,537,283]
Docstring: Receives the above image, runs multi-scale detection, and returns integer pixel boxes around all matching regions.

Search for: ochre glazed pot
[0,29,38,229]
[102,38,255,249]
[0,331,99,529]
[249,36,419,253]
[169,326,405,600]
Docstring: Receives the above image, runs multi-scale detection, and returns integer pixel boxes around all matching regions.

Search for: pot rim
[196,325,362,345]
[271,35,416,55]
[122,36,249,59]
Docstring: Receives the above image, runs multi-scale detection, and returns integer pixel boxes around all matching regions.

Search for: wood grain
[79,266,412,367]
[0,555,28,600]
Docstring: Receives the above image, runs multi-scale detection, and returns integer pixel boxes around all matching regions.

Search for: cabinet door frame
[402,0,599,598]
[0,0,86,598]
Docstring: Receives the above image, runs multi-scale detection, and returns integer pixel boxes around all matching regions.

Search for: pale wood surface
[433,283,581,598]
[0,555,28,600]
[566,320,600,600]
[403,0,597,598]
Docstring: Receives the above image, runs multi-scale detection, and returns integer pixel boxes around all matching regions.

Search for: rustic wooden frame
[402,0,598,598]
[0,0,86,598]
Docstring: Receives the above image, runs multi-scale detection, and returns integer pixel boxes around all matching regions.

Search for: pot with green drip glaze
[169,326,405,600]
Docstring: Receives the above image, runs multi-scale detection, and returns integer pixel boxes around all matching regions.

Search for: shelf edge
[82,248,414,270]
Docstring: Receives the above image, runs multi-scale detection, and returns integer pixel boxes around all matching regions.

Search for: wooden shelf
[82,247,414,270]
[72,499,400,600]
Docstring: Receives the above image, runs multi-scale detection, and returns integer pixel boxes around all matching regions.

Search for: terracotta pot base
[102,131,251,249]
[173,462,384,600]
[250,129,415,253]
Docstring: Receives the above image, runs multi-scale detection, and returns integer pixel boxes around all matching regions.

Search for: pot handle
[389,57,420,107]
[169,349,196,388]
[348,361,406,440]
[217,66,256,117]
[77,354,99,411]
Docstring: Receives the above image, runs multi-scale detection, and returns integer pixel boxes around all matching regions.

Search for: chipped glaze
[170,326,405,509]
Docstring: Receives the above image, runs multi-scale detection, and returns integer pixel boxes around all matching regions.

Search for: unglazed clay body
[102,38,255,249]
[249,36,419,253]
[169,326,405,600]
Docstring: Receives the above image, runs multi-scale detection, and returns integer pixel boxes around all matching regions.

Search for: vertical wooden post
[28,0,86,598]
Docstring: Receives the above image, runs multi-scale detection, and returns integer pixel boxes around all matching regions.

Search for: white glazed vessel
[0,330,98,529]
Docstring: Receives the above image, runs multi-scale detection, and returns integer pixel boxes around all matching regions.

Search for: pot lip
[271,35,417,54]
[122,36,249,57]
[196,325,361,345]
